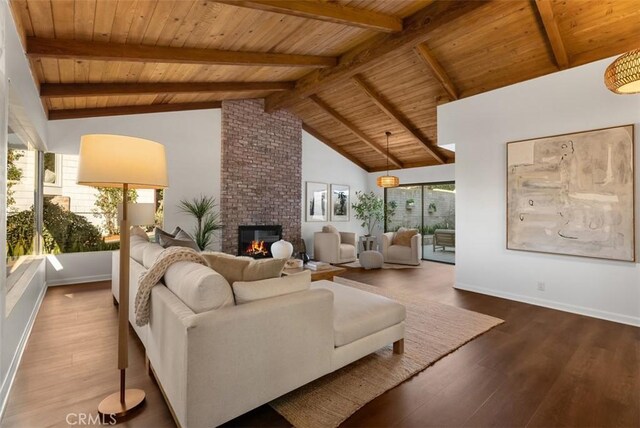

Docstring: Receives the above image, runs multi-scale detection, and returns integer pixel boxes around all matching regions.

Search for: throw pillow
[232,271,311,304]
[243,258,287,282]
[392,228,418,247]
[202,252,252,285]
[130,234,150,264]
[163,261,235,313]
[322,225,339,234]
[158,230,200,251]
[131,226,149,240]
[201,252,287,284]
[154,226,180,243]
[142,243,165,269]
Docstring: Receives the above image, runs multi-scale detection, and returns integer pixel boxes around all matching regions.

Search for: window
[385,182,456,264]
[6,128,38,292]
[43,152,61,187]
[40,153,156,254]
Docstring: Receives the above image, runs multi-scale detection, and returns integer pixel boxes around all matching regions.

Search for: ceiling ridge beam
[48,102,222,120]
[302,123,371,172]
[41,81,295,98]
[26,37,337,68]
[215,0,402,33]
[413,43,459,101]
[534,0,569,69]
[351,74,447,165]
[265,0,489,112]
[308,94,403,169]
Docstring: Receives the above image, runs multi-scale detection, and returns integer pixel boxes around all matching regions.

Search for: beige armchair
[382,230,422,266]
[314,225,357,264]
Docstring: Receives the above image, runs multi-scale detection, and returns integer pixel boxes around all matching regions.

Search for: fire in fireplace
[246,240,268,256]
[238,225,282,258]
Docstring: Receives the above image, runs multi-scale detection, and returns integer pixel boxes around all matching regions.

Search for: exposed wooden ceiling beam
[26,37,337,68]
[48,102,222,120]
[216,0,402,33]
[534,0,569,69]
[302,123,371,172]
[351,74,448,165]
[41,81,294,98]
[308,94,403,169]
[265,0,488,112]
[413,43,459,101]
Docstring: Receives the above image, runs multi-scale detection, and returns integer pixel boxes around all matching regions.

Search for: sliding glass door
[385,182,455,264]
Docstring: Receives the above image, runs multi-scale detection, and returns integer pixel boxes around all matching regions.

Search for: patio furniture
[433,229,455,252]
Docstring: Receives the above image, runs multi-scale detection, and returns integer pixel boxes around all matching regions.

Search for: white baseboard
[46,274,111,287]
[0,281,47,420]
[455,282,640,327]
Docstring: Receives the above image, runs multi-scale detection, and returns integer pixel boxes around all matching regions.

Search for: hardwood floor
[3,262,638,427]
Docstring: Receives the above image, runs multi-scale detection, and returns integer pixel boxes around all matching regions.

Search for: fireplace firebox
[238,225,283,258]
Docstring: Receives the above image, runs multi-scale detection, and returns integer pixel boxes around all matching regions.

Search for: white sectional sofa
[111,239,405,428]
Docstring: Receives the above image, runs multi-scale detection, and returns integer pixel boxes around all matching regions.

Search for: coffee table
[283,265,347,282]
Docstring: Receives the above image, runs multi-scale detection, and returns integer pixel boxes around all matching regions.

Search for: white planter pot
[271,239,293,259]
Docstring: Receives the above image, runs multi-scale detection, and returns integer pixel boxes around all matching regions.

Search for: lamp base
[98,389,146,418]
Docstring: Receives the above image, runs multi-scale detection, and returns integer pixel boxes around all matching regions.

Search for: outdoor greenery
[92,187,138,236]
[7,199,115,258]
[154,189,164,228]
[351,191,384,236]
[7,149,24,209]
[385,200,398,228]
[178,195,222,250]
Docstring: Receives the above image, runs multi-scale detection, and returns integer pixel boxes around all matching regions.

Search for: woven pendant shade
[604,49,640,94]
[377,175,400,188]
[377,131,399,188]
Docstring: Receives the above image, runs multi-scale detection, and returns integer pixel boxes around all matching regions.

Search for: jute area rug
[269,277,503,428]
[339,261,422,269]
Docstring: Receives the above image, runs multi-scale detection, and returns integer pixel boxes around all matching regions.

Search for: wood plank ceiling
[9,0,640,172]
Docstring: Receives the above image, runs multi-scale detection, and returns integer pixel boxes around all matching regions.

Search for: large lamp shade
[77,134,168,189]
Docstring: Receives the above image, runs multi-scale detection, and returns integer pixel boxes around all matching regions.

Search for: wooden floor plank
[2,263,638,427]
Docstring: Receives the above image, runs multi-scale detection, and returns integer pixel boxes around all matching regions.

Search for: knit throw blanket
[134,246,207,327]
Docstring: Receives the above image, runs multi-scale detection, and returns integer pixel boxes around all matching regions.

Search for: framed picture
[506,125,635,262]
[330,184,350,221]
[306,182,328,222]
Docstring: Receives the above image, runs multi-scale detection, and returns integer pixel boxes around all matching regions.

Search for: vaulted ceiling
[9,0,640,171]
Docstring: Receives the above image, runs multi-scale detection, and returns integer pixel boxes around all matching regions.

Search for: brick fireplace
[220,99,302,255]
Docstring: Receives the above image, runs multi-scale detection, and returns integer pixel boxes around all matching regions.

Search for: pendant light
[377,131,400,188]
[604,49,640,94]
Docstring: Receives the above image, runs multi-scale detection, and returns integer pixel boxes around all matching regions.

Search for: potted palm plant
[178,195,222,250]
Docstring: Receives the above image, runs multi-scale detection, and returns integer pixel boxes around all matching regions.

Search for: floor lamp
[77,134,168,417]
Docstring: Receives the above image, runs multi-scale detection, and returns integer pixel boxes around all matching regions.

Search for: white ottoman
[359,250,384,270]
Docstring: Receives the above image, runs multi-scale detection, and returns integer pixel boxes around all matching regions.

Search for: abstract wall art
[507,125,635,262]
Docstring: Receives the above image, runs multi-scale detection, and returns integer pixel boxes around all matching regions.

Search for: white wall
[440,57,640,326]
[45,252,111,286]
[302,131,369,256]
[366,163,456,237]
[47,108,223,246]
